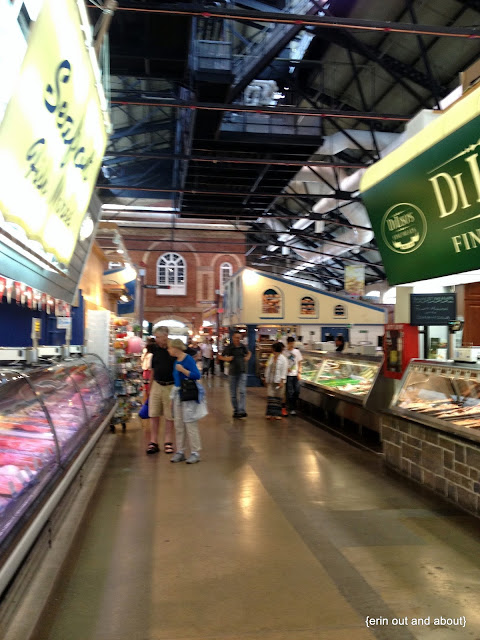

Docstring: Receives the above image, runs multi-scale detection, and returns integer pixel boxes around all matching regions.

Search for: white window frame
[220,262,233,294]
[156,252,186,296]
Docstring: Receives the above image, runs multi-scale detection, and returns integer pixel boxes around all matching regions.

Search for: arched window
[156,252,186,296]
[220,262,233,293]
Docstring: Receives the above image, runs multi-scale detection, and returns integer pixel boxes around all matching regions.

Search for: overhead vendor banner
[0,0,108,265]
[360,85,480,285]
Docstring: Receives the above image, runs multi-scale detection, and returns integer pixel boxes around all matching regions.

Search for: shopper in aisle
[265,342,288,420]
[218,337,228,375]
[146,327,176,455]
[220,331,251,418]
[141,338,156,402]
[285,336,303,415]
[209,338,216,375]
[168,339,203,464]
[200,339,213,377]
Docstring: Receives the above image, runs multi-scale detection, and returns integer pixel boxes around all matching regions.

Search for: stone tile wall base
[381,415,480,516]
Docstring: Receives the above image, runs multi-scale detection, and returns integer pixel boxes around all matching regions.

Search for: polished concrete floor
[36,376,480,640]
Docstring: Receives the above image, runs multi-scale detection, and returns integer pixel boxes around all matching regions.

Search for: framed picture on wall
[261,288,283,317]
[300,296,317,317]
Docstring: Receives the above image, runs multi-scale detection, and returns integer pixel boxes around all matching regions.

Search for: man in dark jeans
[219,331,251,419]
[285,336,303,415]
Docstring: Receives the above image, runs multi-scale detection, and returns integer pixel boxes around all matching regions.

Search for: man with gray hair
[146,326,176,454]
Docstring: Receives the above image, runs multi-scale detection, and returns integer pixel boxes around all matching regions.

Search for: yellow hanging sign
[0,0,108,265]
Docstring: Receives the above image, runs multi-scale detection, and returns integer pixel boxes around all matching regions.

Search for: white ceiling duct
[293,203,374,266]
[265,130,400,278]
[315,130,398,156]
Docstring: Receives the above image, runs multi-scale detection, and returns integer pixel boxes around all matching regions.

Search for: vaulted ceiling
[88,0,480,290]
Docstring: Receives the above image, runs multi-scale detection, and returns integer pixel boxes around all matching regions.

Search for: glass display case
[391,359,480,431]
[0,355,115,552]
[300,351,383,401]
[300,351,325,383]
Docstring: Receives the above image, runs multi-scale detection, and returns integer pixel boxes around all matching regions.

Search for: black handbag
[180,378,198,402]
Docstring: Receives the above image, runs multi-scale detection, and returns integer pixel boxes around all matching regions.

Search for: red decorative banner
[5,280,13,304]
[0,274,70,314]
[25,286,33,309]
[14,281,22,304]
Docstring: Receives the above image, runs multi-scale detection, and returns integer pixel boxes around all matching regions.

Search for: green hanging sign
[361,88,480,285]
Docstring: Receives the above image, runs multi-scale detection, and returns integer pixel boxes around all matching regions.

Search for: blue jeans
[229,373,247,414]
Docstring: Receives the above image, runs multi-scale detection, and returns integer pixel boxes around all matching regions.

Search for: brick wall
[382,415,480,515]
[123,229,246,329]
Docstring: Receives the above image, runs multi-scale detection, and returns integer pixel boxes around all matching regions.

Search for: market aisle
[36,377,480,640]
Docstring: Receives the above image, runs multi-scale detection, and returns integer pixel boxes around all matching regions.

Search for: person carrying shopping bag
[264,342,288,420]
[168,339,205,464]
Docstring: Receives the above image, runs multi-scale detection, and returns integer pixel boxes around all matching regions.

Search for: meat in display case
[0,355,115,557]
[391,359,480,434]
[300,352,383,401]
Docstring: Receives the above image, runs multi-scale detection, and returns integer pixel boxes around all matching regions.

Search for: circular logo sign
[381,203,427,254]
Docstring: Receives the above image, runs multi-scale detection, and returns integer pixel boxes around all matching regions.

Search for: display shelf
[110,352,142,431]
[0,356,115,555]
[255,341,275,380]
[109,317,143,431]
[390,359,480,442]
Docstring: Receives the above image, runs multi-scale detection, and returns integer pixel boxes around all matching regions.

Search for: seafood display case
[0,355,115,559]
[299,351,391,433]
[390,359,480,438]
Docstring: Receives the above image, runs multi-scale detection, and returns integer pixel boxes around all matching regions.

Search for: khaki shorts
[149,380,174,420]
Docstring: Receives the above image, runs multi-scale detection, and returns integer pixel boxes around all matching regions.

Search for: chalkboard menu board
[410,293,456,326]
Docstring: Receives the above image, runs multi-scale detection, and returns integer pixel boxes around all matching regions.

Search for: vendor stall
[361,76,480,515]
[382,359,480,516]
[222,268,386,385]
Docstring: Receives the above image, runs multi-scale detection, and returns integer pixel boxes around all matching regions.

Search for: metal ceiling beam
[103,151,367,169]
[110,97,409,122]
[87,2,480,38]
[103,212,373,231]
[96,185,360,199]
[315,29,449,98]
[454,0,480,14]
[110,119,172,141]
[365,3,469,116]
[405,0,443,109]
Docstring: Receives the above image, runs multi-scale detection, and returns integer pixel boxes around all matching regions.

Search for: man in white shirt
[200,340,213,376]
[285,336,303,415]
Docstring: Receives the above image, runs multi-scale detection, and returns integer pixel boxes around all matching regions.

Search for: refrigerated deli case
[381,360,480,517]
[0,355,115,592]
[299,351,391,433]
[390,359,480,437]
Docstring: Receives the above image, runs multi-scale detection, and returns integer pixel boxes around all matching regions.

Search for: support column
[246,324,262,387]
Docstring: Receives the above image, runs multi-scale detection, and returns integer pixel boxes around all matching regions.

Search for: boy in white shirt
[285,336,303,415]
